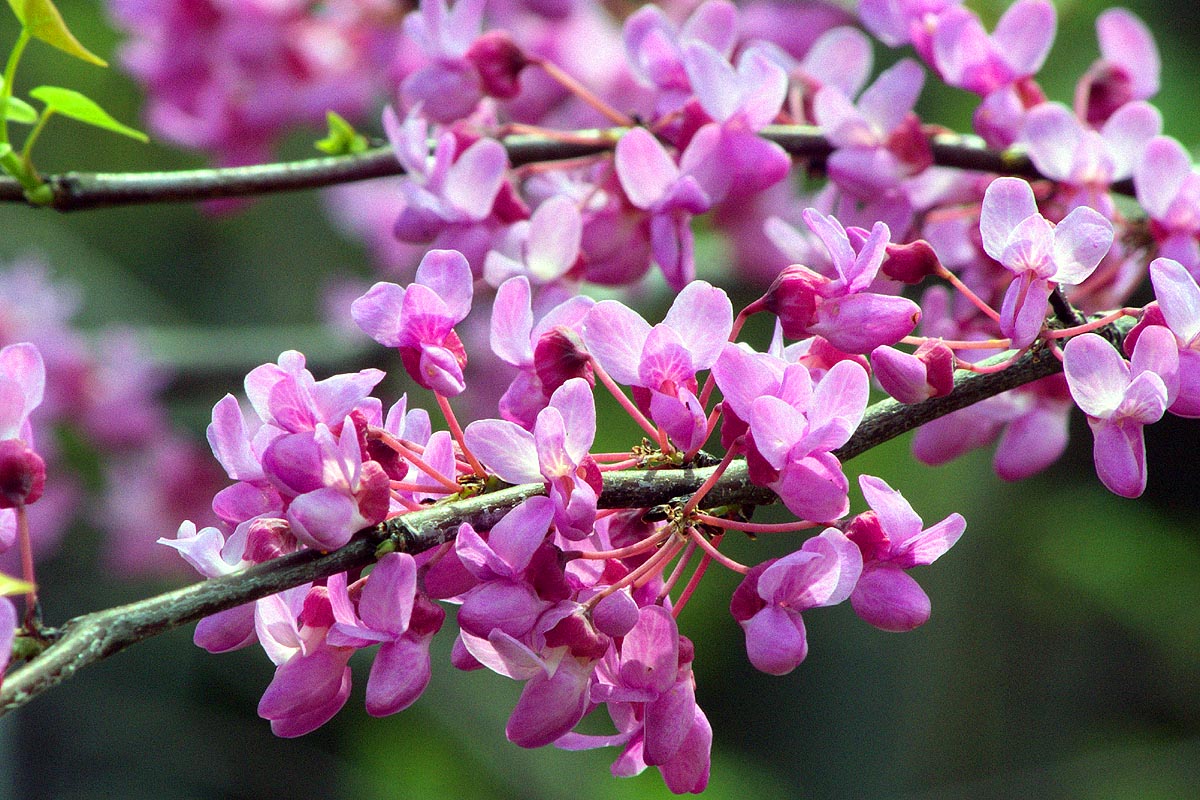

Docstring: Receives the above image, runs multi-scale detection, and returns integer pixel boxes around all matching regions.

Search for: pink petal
[850,564,931,632]
[1097,8,1159,97]
[1064,333,1130,418]
[1091,417,1147,497]
[742,605,807,675]
[366,635,433,716]
[858,58,924,135]
[463,419,540,484]
[993,0,1055,76]
[581,301,652,386]
[414,249,473,323]
[443,138,507,221]
[980,177,1038,262]
[1051,206,1113,285]
[662,280,733,368]
[615,128,680,210]
[490,277,535,367]
[351,282,407,347]
[1150,257,1200,343]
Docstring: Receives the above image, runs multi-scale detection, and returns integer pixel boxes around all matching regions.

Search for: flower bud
[466,31,528,100]
[881,239,941,284]
[759,265,825,339]
[0,439,45,508]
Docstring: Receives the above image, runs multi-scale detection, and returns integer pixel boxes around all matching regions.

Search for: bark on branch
[0,125,1132,211]
[2,320,1128,715]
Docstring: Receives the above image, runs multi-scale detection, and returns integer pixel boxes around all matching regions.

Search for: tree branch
[3,319,1132,714]
[0,125,1133,211]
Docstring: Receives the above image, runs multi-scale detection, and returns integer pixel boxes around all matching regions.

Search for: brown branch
[3,318,1134,714]
[0,125,1130,212]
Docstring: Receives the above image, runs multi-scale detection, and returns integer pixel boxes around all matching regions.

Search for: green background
[1,1,1199,798]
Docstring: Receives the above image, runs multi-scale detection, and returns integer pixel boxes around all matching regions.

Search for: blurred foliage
[1,1,1200,798]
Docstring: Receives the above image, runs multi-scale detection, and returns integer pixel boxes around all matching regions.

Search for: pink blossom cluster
[0,260,222,577]
[98,0,1200,793]
[166,251,971,793]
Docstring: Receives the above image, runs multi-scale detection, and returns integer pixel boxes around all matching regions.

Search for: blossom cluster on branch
[4,0,1200,794]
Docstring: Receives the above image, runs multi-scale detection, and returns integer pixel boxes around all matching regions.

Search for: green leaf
[315,110,368,155]
[8,0,107,67]
[0,571,33,596]
[2,94,37,124]
[29,86,148,142]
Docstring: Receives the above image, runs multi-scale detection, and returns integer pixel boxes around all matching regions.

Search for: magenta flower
[326,553,445,717]
[465,380,600,540]
[483,194,582,287]
[746,359,869,522]
[260,416,391,550]
[1143,257,1200,416]
[489,276,594,428]
[870,340,954,404]
[560,605,712,793]
[386,107,511,259]
[1020,100,1161,217]
[454,496,556,639]
[847,475,965,631]
[812,58,931,199]
[352,249,474,396]
[622,0,737,115]
[1076,8,1160,126]
[730,528,863,675]
[255,584,353,738]
[760,209,921,354]
[979,177,1114,347]
[931,0,1055,95]
[614,127,712,290]
[1135,137,1200,272]
[582,281,732,451]
[678,42,790,202]
[400,0,489,122]
[1063,327,1179,498]
[858,0,961,61]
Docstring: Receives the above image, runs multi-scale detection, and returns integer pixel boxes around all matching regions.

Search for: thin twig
[0,126,1128,212]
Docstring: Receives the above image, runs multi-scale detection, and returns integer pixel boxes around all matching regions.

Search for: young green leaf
[29,86,148,142]
[315,110,368,155]
[2,94,38,125]
[0,571,34,596]
[7,0,107,67]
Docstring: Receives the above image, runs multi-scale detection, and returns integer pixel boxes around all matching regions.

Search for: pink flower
[352,249,475,396]
[847,475,965,631]
[979,177,1113,347]
[1063,327,1178,498]
[730,528,863,675]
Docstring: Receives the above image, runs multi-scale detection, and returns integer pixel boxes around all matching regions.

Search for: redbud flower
[746,359,869,522]
[1020,100,1161,217]
[352,249,474,396]
[1076,8,1160,127]
[847,475,965,631]
[255,584,353,738]
[813,58,931,199]
[1143,257,1200,417]
[327,553,445,717]
[484,194,582,287]
[730,528,863,675]
[760,209,921,354]
[465,380,600,540]
[490,276,594,428]
[1064,327,1179,498]
[931,0,1055,96]
[1135,138,1200,272]
[582,281,732,451]
[979,177,1113,347]
[871,340,954,404]
[614,128,712,289]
